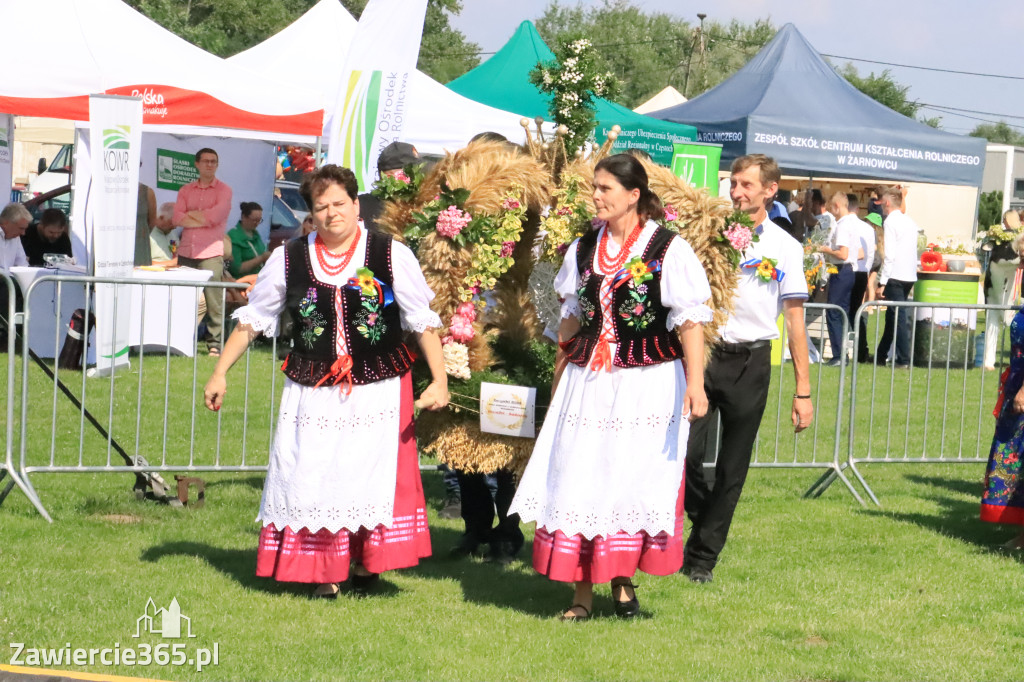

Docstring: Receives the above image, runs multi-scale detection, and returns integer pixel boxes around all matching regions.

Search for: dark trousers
[876,279,915,365]
[456,470,523,549]
[685,343,772,570]
[849,271,870,361]
[825,263,854,359]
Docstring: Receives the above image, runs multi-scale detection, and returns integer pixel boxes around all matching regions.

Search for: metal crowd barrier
[0,271,51,519]
[5,278,1008,519]
[748,303,863,500]
[834,299,1016,506]
[12,274,274,520]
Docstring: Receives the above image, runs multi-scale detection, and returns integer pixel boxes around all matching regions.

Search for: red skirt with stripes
[255,373,431,583]
[531,477,686,584]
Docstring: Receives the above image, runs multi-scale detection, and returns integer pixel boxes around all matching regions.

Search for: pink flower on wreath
[500,241,515,258]
[556,242,570,256]
[456,301,477,322]
[723,223,754,251]
[393,170,410,184]
[436,205,472,238]
[664,204,679,222]
[557,206,574,217]
[441,334,454,346]
[449,313,475,343]
[502,197,521,210]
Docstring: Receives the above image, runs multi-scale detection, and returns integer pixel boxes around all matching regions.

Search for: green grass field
[2,326,1023,681]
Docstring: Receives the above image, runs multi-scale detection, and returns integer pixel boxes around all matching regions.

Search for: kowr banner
[326,0,428,192]
[89,94,142,375]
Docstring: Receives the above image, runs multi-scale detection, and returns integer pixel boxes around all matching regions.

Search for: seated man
[150,201,207,327]
[0,203,31,343]
[21,207,74,266]
[149,202,179,267]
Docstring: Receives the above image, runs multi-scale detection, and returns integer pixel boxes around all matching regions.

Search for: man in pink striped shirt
[174,148,232,356]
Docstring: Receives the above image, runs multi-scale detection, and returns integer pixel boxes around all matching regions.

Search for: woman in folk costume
[510,154,712,620]
[203,164,448,598]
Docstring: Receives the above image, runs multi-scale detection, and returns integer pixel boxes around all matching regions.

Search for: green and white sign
[156,148,200,191]
[671,141,722,193]
[89,94,142,376]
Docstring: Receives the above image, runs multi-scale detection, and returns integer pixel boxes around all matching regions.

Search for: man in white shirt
[684,154,813,584]
[818,192,858,365]
[875,185,919,367]
[846,194,876,363]
[0,203,30,270]
[0,203,31,345]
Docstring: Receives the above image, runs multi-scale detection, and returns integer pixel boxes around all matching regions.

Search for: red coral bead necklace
[597,221,643,273]
[315,229,361,276]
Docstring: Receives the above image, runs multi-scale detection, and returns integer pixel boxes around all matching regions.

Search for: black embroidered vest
[564,226,684,368]
[282,231,414,386]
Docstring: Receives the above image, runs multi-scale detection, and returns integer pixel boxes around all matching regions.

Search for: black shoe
[611,579,640,618]
[894,362,910,369]
[825,358,842,367]
[349,571,379,595]
[483,540,521,564]
[438,496,462,520]
[449,538,481,559]
[857,353,874,364]
[687,566,713,583]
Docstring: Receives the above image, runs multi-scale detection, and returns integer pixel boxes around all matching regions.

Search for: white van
[28,143,73,199]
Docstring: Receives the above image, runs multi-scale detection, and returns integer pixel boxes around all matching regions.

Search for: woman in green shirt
[227,201,270,278]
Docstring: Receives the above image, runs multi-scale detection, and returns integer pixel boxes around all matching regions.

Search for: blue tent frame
[652,24,986,187]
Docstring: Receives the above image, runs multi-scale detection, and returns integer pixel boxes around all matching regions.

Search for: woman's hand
[416,380,450,411]
[204,373,226,411]
[1013,386,1024,414]
[682,382,708,422]
[236,274,259,299]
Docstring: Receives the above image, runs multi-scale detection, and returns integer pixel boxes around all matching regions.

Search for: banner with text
[326,0,428,192]
[89,95,142,375]
[691,119,987,186]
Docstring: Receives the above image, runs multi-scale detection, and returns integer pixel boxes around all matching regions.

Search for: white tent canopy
[0,0,323,140]
[633,86,687,115]
[228,0,529,155]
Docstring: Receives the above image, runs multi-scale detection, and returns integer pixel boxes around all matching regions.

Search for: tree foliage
[978,190,1004,229]
[535,1,775,108]
[124,0,315,57]
[126,0,478,81]
[836,63,941,128]
[970,121,1024,146]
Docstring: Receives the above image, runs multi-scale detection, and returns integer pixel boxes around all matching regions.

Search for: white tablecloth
[10,266,213,359]
[128,267,212,356]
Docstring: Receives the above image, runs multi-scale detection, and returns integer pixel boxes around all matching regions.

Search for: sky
[450,0,1024,137]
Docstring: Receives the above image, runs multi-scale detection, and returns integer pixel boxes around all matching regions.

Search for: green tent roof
[447,21,697,165]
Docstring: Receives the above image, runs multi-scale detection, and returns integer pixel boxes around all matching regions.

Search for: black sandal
[558,603,592,622]
[611,579,640,618]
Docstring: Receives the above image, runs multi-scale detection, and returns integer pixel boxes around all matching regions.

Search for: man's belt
[716,339,772,353]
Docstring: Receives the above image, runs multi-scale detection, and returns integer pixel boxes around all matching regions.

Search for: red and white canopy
[1,0,323,139]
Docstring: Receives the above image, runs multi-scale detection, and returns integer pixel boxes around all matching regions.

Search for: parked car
[23,183,72,222]
[275,179,309,221]
[267,195,301,252]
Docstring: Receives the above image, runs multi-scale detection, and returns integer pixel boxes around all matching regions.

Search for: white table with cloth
[10,266,212,360]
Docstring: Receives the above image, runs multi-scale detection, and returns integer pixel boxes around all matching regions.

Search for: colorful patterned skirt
[981,410,1024,526]
[255,373,431,582]
[531,476,686,584]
